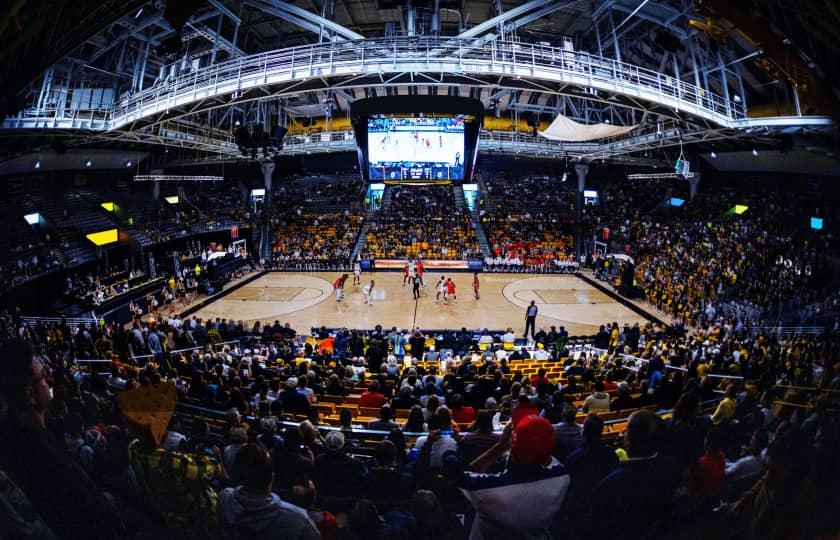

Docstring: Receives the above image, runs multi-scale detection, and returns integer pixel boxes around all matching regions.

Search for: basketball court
[190,271,651,335]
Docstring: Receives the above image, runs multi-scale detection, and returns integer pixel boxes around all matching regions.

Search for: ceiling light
[125,160,133,167]
[34,160,41,169]
[85,160,92,167]
[560,172,568,183]
[752,148,758,156]
[710,151,717,158]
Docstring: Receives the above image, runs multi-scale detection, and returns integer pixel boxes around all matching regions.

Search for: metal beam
[246,0,363,41]
[458,0,557,38]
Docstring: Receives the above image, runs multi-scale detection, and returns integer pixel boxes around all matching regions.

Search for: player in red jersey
[402,262,410,287]
[333,273,348,302]
[473,272,480,300]
[416,257,425,288]
[445,277,457,305]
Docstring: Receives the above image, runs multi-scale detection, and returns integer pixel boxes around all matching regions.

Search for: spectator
[218,443,319,539]
[367,405,400,432]
[553,403,584,460]
[463,416,570,538]
[459,411,500,465]
[313,431,367,507]
[582,381,610,413]
[358,380,387,409]
[564,414,619,521]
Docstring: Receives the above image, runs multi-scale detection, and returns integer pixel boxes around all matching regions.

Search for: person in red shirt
[402,263,410,287]
[511,394,540,427]
[332,274,348,303]
[416,257,425,288]
[445,278,457,305]
[358,380,387,409]
[530,368,551,389]
[691,428,726,508]
[449,393,476,425]
[473,272,480,300]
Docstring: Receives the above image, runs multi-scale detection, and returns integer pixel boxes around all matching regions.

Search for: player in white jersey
[362,280,375,306]
[434,276,447,304]
[353,258,362,285]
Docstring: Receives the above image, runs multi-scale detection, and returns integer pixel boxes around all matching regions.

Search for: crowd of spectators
[587,182,831,326]
[266,178,365,270]
[0,305,838,539]
[364,186,481,260]
[481,175,577,272]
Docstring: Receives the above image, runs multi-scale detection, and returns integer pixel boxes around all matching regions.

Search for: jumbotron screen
[367,116,465,181]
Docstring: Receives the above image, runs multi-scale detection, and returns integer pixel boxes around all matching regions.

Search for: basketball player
[333,273,348,303]
[362,280,375,306]
[402,261,410,287]
[473,272,480,300]
[416,257,425,288]
[435,276,447,304]
[353,257,362,286]
[445,277,457,305]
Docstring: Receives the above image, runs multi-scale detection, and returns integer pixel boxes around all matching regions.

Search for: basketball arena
[0,1,838,539]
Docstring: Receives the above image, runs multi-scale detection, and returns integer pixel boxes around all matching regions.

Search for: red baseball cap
[511,415,555,465]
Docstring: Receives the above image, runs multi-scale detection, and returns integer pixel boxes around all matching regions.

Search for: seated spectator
[367,405,400,432]
[587,410,681,537]
[449,393,476,425]
[564,414,619,521]
[459,411,500,465]
[712,384,738,424]
[725,429,768,484]
[218,443,319,539]
[402,405,427,434]
[358,380,387,409]
[313,431,367,507]
[361,440,415,507]
[511,394,539,427]
[689,428,726,508]
[582,381,611,413]
[610,381,635,411]
[553,403,584,460]
[412,407,459,468]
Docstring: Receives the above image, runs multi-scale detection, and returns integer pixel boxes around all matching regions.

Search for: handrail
[582,344,744,381]
[4,37,743,131]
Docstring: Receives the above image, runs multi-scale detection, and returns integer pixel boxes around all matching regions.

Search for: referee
[524,300,538,339]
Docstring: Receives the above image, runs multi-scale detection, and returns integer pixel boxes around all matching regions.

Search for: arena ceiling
[0,0,836,168]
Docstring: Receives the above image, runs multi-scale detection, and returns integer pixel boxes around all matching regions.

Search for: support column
[688,171,700,201]
[261,161,275,211]
[152,180,160,200]
[238,180,250,203]
[574,163,589,257]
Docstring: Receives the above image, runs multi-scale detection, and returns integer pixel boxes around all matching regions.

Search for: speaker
[270,126,288,143]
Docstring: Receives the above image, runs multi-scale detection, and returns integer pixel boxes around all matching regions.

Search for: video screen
[367,116,465,181]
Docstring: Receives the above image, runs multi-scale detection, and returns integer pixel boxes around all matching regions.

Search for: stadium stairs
[350,185,394,263]
[461,183,491,258]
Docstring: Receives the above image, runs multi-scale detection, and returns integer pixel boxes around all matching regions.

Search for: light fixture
[710,151,717,158]
[234,120,241,126]
[734,95,742,103]
[125,160,133,167]
[34,160,41,169]
[560,172,568,183]
[85,159,92,167]
[752,148,758,156]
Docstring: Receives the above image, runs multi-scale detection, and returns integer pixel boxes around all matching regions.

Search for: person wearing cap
[218,443,319,540]
[313,431,367,509]
[461,415,570,539]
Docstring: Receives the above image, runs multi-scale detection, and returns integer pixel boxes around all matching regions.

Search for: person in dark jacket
[218,444,319,540]
[313,431,367,508]
[563,414,619,521]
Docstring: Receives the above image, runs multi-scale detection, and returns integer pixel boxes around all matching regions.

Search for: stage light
[85,159,92,167]
[710,151,717,158]
[752,148,758,156]
[34,160,40,169]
